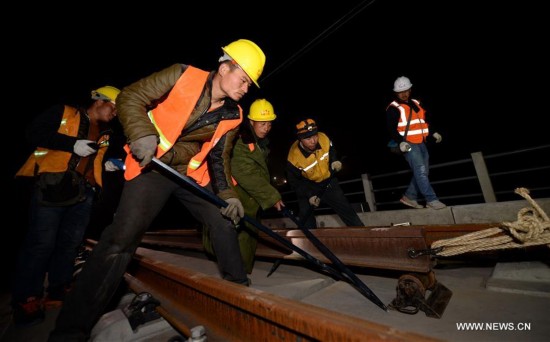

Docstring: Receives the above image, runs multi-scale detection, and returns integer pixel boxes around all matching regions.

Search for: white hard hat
[393,76,412,92]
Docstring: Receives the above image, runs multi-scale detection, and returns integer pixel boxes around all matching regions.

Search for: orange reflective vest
[124,66,242,186]
[287,132,332,183]
[388,99,429,144]
[16,105,108,187]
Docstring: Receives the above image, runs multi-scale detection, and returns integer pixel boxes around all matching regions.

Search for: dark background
[4,1,548,272]
[7,1,548,176]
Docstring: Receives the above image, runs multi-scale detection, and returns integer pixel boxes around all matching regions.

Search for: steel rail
[140,224,499,273]
[124,245,439,341]
[151,158,345,281]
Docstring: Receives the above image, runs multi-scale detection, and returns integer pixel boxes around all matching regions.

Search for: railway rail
[111,223,497,340]
[140,224,498,272]
[124,246,437,341]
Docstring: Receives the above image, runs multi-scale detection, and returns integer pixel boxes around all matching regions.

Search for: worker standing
[386,76,446,209]
[230,99,284,273]
[286,118,364,229]
[13,86,120,326]
[49,39,266,341]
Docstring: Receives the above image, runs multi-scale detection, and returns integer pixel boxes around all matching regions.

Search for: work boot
[12,296,45,327]
[400,196,424,209]
[44,285,72,309]
[427,200,447,210]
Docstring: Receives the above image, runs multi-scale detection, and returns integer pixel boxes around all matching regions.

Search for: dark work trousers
[12,186,94,304]
[49,171,247,341]
[297,177,364,229]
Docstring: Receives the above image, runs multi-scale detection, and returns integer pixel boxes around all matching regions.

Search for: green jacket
[231,132,281,214]
[203,123,281,273]
[230,123,281,273]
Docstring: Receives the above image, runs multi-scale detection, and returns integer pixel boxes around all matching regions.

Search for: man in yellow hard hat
[12,85,120,327]
[49,39,266,341]
[204,98,284,274]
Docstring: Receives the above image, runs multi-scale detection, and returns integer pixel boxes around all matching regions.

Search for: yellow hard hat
[248,99,276,121]
[91,85,121,103]
[221,39,266,88]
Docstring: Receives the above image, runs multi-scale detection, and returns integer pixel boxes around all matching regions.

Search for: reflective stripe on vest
[390,99,429,144]
[186,115,242,186]
[123,66,243,186]
[124,66,209,181]
[287,132,332,183]
[16,106,79,177]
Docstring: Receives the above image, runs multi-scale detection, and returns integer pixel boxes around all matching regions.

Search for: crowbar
[282,207,388,312]
[151,157,387,311]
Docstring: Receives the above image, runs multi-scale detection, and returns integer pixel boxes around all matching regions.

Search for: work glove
[74,139,97,157]
[309,196,321,207]
[331,161,342,172]
[220,198,244,222]
[104,160,121,172]
[399,142,411,153]
[433,132,443,143]
[130,135,158,167]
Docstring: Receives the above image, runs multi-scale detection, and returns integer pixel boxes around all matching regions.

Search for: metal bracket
[408,246,444,258]
[389,272,453,319]
[123,292,161,330]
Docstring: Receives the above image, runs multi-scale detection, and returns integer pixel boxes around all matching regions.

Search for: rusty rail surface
[124,246,439,342]
[91,224,496,340]
[141,224,498,273]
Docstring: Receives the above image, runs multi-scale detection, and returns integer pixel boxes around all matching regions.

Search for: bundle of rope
[431,188,550,257]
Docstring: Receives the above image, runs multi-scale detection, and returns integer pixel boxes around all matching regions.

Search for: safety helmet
[91,85,121,103]
[221,39,266,88]
[248,99,276,121]
[296,118,318,139]
[393,76,412,92]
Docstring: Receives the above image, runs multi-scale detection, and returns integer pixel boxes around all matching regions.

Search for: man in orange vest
[12,86,120,327]
[386,76,446,210]
[49,39,266,341]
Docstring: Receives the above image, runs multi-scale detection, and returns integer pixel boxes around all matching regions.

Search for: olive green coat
[204,124,281,273]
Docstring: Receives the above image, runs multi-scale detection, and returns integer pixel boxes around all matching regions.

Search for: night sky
[3,0,549,280]
[6,1,549,212]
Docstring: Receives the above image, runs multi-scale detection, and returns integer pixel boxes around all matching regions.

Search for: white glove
[331,161,342,172]
[309,196,321,207]
[399,142,411,153]
[220,198,244,222]
[433,132,442,143]
[74,139,97,157]
[130,135,158,167]
[104,160,120,172]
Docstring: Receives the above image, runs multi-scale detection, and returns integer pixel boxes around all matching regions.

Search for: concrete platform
[2,198,549,341]
[1,249,549,342]
[486,261,550,298]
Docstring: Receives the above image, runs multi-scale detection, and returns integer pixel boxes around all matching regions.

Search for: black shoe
[13,296,45,327]
[229,277,251,286]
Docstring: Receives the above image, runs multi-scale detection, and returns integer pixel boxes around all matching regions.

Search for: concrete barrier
[262,198,550,228]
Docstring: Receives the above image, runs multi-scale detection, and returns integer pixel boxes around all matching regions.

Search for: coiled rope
[431,188,550,257]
